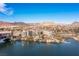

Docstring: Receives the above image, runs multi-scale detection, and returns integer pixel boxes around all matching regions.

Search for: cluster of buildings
[0,21,79,43]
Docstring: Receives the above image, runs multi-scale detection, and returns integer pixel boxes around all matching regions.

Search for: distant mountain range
[0,21,79,27]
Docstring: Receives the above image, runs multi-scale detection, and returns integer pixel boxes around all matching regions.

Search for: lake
[0,39,79,56]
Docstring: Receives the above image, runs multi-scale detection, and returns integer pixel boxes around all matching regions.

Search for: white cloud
[0,3,13,16]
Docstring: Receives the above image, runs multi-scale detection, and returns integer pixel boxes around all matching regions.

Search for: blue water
[0,39,79,56]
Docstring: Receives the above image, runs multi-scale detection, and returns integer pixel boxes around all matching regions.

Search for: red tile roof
[0,22,16,27]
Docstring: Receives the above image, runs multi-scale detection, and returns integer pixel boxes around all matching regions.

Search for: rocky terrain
[0,21,79,43]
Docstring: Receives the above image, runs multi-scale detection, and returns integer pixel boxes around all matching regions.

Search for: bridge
[0,31,12,43]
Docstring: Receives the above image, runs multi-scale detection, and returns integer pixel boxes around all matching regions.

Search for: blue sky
[0,3,79,23]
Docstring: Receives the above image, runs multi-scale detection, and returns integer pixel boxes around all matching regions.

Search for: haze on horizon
[0,3,79,24]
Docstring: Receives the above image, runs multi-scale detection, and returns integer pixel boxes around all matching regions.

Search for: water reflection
[0,39,79,56]
[0,42,12,49]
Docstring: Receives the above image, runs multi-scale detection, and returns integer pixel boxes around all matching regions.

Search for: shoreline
[10,35,79,43]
